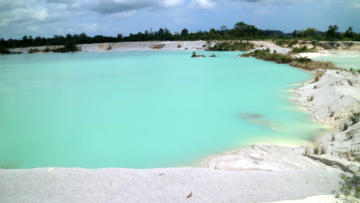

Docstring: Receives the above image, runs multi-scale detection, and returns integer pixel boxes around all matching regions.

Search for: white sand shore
[7,40,289,54]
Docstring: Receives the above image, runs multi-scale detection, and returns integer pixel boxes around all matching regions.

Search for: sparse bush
[287,40,298,48]
[273,50,276,54]
[331,133,335,141]
[208,41,254,51]
[330,111,335,117]
[338,166,360,199]
[293,56,312,63]
[192,51,196,56]
[28,48,40,54]
[343,123,349,131]
[314,146,320,155]
[209,54,217,57]
[314,71,325,82]
[349,112,360,125]
[0,46,11,54]
[320,43,332,50]
[53,42,80,53]
[346,131,354,139]
[43,47,51,52]
[308,95,314,102]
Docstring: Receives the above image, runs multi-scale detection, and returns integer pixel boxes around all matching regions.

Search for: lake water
[0,51,328,169]
[311,53,360,70]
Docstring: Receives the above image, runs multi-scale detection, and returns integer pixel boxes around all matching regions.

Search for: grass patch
[208,41,254,51]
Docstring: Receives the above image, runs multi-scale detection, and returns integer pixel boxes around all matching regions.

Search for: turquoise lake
[0,51,328,169]
[312,55,360,70]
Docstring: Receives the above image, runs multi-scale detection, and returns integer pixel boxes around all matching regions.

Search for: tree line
[0,22,359,49]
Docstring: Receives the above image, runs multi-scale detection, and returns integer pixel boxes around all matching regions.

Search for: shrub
[43,47,51,52]
[346,131,354,139]
[0,46,11,54]
[52,42,80,53]
[320,43,332,50]
[28,48,40,54]
[349,112,360,125]
[308,95,314,102]
[293,56,312,63]
[343,123,349,131]
[208,41,254,51]
[314,71,324,82]
[287,40,298,48]
[192,51,196,56]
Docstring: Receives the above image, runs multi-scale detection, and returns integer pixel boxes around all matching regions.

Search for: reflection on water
[240,113,278,131]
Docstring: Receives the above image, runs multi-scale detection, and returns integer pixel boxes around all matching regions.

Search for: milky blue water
[0,51,328,169]
[312,55,360,70]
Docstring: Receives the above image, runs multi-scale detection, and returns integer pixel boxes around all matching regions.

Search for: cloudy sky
[1,0,359,39]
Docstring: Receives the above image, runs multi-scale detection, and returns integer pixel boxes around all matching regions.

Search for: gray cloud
[47,0,184,14]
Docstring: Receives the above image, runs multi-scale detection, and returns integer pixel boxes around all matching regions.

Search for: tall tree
[181,28,189,36]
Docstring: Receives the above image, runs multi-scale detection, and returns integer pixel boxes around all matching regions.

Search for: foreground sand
[0,167,342,203]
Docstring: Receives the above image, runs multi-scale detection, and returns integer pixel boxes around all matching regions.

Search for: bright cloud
[188,0,218,9]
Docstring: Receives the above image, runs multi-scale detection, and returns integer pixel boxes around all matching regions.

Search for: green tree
[345,26,354,38]
[305,28,318,37]
[327,25,339,40]
[181,28,189,36]
[293,30,298,37]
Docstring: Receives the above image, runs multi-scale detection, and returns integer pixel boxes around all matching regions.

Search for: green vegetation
[308,95,314,102]
[242,49,293,63]
[0,46,10,54]
[28,48,41,54]
[209,54,217,57]
[208,41,254,51]
[349,112,360,125]
[343,122,349,131]
[346,131,354,139]
[52,42,80,53]
[330,111,335,117]
[337,164,360,199]
[43,47,51,52]
[289,46,316,54]
[241,49,340,74]
[0,22,359,50]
